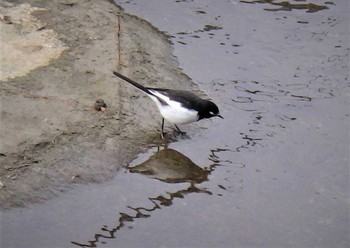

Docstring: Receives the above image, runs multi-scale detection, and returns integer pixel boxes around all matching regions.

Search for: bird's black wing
[152,89,205,111]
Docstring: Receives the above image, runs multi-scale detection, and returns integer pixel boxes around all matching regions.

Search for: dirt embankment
[0,0,196,209]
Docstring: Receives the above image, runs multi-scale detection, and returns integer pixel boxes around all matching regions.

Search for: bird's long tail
[113,71,152,95]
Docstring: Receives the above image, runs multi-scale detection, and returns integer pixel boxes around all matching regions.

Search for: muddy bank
[0,0,197,209]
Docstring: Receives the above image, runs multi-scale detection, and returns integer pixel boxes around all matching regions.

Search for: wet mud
[0,0,200,209]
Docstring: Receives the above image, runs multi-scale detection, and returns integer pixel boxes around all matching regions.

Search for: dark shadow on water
[71,147,217,247]
[240,0,330,13]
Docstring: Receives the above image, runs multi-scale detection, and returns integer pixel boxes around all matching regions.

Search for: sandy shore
[0,0,197,209]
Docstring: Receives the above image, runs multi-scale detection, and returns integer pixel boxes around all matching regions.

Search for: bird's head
[200,101,223,120]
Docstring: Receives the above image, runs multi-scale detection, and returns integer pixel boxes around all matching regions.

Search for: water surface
[2,0,349,247]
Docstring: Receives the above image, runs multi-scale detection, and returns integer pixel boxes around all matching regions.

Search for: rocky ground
[0,0,198,209]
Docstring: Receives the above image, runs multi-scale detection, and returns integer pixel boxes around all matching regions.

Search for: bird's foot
[173,124,189,138]
[176,130,187,136]
[161,131,166,139]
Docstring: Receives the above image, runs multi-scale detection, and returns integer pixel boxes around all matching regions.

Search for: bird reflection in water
[129,148,210,184]
[71,148,216,247]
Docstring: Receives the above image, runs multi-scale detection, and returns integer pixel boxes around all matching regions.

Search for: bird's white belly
[159,105,198,124]
[149,94,199,124]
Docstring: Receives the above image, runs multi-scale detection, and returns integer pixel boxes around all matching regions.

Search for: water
[2,0,349,247]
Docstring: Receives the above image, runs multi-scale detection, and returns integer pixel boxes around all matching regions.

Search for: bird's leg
[175,125,186,135]
[161,118,165,139]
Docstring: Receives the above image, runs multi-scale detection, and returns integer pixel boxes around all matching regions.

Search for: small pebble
[94,99,107,112]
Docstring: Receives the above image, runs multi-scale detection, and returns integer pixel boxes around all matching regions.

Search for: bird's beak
[217,114,224,119]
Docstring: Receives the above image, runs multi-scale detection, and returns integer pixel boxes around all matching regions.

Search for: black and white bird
[113,71,223,138]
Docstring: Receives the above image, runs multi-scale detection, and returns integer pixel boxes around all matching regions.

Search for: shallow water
[2,0,349,247]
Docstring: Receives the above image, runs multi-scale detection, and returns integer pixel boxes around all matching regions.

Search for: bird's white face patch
[148,90,199,124]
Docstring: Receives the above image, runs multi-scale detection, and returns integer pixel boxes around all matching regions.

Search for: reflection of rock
[72,148,213,247]
[72,149,212,247]
[129,148,209,184]
[240,0,329,13]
